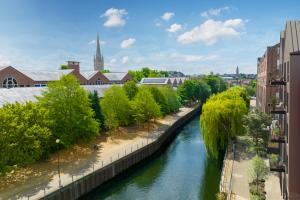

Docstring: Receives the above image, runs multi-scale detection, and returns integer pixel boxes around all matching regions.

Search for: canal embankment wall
[42,105,201,200]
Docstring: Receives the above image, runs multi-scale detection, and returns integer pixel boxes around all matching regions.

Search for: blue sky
[0,0,299,75]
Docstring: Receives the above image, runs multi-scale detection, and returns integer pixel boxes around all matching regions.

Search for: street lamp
[56,139,62,188]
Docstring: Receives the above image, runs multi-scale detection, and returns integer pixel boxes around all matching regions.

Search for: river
[81,116,221,200]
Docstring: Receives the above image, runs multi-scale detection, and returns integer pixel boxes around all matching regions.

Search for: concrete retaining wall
[42,105,201,200]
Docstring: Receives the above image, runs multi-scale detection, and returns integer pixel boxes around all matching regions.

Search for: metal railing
[219,141,235,200]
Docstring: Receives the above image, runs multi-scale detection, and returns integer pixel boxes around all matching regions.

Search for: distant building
[236,66,239,78]
[140,77,187,87]
[94,34,104,71]
[0,61,132,88]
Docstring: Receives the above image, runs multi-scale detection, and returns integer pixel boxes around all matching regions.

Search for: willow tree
[200,87,248,158]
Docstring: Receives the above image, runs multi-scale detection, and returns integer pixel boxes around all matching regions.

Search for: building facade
[260,21,300,200]
[256,43,280,113]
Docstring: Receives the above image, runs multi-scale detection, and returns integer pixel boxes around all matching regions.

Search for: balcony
[270,103,286,114]
[267,143,280,154]
[270,162,285,172]
[269,126,286,143]
[269,78,286,86]
[270,135,285,143]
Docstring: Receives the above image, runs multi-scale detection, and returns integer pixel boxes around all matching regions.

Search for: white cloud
[103,8,127,27]
[0,55,10,66]
[162,12,174,21]
[167,23,182,33]
[120,38,136,49]
[169,53,218,62]
[122,56,129,64]
[201,6,230,18]
[177,19,244,45]
[88,40,106,45]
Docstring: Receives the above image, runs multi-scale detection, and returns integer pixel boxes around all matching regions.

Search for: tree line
[0,74,226,173]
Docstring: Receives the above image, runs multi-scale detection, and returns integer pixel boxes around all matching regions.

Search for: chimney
[67,61,80,73]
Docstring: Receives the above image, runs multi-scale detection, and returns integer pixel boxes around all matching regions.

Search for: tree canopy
[128,67,169,82]
[177,79,211,104]
[243,109,272,155]
[100,85,132,130]
[39,75,99,147]
[0,102,51,171]
[203,75,227,94]
[123,80,139,100]
[200,87,249,158]
[131,87,161,124]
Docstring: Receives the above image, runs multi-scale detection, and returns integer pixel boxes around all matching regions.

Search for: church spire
[94,34,104,71]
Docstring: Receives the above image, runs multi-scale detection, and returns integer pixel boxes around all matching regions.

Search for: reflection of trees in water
[198,157,222,200]
[81,155,168,200]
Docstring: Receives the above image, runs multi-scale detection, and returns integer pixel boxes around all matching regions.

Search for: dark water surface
[82,116,221,200]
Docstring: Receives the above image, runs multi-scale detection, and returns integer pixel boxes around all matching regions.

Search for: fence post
[102,161,103,167]
[93,163,94,171]
[118,153,119,159]
[125,149,126,156]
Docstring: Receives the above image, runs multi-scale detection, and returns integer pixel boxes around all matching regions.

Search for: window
[96,79,103,85]
[3,77,17,88]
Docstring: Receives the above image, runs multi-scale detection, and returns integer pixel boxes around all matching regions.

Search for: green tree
[123,80,139,100]
[100,69,110,73]
[88,91,104,129]
[200,87,248,158]
[243,109,272,155]
[131,87,161,124]
[177,79,211,104]
[145,86,169,115]
[0,102,51,171]
[250,155,269,193]
[159,86,181,113]
[39,75,99,147]
[60,64,69,70]
[203,75,227,94]
[100,85,132,130]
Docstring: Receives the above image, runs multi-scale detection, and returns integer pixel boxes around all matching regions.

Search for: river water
[82,116,221,200]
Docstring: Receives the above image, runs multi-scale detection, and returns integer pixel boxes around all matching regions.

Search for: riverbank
[0,106,199,200]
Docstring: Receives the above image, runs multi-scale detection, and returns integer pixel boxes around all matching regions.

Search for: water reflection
[82,116,221,200]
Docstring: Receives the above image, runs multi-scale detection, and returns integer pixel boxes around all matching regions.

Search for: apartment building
[256,43,280,113]
[263,21,300,200]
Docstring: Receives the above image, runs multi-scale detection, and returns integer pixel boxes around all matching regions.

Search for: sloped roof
[140,77,169,84]
[0,66,8,71]
[0,85,115,107]
[81,71,99,80]
[103,72,127,81]
[19,69,74,81]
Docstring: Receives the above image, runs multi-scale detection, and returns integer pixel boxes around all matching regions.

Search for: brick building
[0,61,131,88]
[258,21,300,199]
[256,43,280,113]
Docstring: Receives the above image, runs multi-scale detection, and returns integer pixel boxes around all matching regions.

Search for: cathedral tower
[94,34,104,71]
